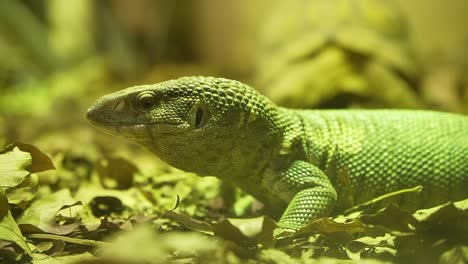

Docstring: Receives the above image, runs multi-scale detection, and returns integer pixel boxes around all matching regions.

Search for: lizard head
[87,76,282,177]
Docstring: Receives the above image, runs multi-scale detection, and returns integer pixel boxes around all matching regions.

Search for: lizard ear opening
[195,108,204,128]
[189,101,210,129]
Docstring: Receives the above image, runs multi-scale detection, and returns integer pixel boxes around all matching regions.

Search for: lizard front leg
[273,160,337,230]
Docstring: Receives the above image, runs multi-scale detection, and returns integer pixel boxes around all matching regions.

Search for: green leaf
[346,234,396,260]
[73,183,154,230]
[32,252,96,264]
[0,147,31,188]
[0,187,33,256]
[0,143,53,206]
[439,246,468,264]
[98,225,219,263]
[17,189,81,235]
[5,173,39,206]
[226,216,276,247]
[257,248,299,264]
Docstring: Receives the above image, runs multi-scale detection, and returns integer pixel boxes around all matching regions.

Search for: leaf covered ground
[0,141,467,264]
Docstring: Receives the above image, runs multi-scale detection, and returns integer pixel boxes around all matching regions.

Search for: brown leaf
[296,218,366,236]
[96,156,138,189]
[163,211,212,233]
[0,141,55,173]
[212,219,257,248]
[359,203,417,232]
[255,216,276,248]
[413,200,468,242]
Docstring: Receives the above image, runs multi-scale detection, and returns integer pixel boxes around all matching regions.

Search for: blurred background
[1,0,468,147]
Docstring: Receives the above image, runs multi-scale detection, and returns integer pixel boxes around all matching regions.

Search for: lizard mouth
[86,99,188,138]
[87,103,181,127]
[89,120,188,139]
[88,119,176,127]
[90,123,151,139]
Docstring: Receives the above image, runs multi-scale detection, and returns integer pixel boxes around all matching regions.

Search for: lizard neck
[138,106,285,181]
[277,109,335,170]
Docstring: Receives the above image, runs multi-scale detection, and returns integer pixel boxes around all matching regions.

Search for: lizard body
[87,76,468,229]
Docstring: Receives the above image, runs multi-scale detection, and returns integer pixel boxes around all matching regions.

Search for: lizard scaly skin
[87,76,468,230]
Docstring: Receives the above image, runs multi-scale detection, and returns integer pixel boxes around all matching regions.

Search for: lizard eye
[135,92,158,112]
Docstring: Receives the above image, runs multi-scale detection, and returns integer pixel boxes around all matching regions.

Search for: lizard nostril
[113,100,126,112]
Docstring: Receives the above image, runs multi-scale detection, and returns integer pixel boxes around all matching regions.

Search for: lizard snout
[86,97,118,125]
